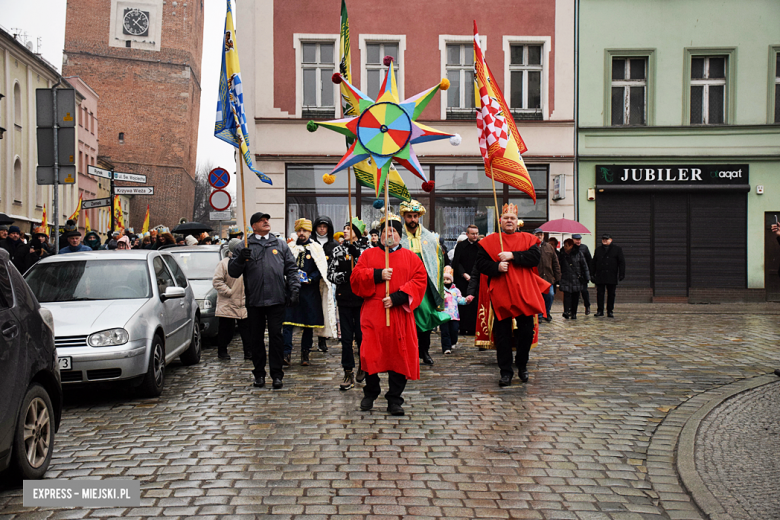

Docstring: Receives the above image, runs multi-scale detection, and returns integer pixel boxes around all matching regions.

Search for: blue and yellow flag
[215,0,271,185]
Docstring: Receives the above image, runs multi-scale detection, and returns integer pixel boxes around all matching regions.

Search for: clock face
[123,8,150,37]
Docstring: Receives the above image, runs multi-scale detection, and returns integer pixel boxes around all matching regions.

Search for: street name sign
[115,186,154,195]
[81,197,112,209]
[210,211,232,221]
[87,165,112,179]
[114,172,147,183]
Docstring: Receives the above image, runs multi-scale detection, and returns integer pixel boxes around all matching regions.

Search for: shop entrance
[596,191,747,297]
[765,212,780,301]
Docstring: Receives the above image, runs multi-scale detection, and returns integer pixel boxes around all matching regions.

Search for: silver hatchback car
[24,250,201,397]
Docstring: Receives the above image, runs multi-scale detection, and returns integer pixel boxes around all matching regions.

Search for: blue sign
[208,167,230,189]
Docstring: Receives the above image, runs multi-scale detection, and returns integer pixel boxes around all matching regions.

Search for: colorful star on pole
[308,57,460,197]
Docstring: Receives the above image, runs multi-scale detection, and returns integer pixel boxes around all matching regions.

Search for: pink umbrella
[537,218,591,235]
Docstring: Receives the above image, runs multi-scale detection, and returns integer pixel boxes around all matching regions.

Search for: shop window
[509,44,543,120]
[445,43,475,119]
[301,41,336,119]
[365,42,399,98]
[690,56,727,125]
[611,57,646,126]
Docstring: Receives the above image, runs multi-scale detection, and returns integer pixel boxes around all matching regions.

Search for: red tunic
[478,232,551,322]
[351,246,428,380]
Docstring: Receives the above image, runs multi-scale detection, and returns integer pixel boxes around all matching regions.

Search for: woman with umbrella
[558,238,590,320]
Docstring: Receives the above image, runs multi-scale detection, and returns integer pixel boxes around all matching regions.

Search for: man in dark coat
[452,225,481,335]
[534,229,561,322]
[590,234,626,318]
[229,211,300,389]
[1,226,30,273]
[312,215,338,352]
[572,234,592,314]
[558,239,590,320]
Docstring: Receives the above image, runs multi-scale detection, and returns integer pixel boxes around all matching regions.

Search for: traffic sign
[114,172,147,183]
[209,189,231,211]
[81,197,112,209]
[210,210,232,221]
[115,186,154,195]
[208,167,230,189]
[37,166,76,185]
[88,165,112,179]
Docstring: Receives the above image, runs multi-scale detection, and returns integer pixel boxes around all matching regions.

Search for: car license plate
[58,357,72,370]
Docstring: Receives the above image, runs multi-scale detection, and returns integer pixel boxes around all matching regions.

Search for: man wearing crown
[350,214,428,416]
[475,203,551,387]
[398,200,451,366]
[283,218,337,367]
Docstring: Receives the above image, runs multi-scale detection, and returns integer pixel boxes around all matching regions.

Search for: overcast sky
[1,0,236,187]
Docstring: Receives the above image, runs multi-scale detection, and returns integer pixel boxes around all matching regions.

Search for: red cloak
[478,231,551,322]
[351,246,428,380]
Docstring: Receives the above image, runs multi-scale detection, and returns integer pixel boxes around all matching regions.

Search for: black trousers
[247,305,285,381]
[364,371,407,406]
[440,320,459,352]
[493,314,535,379]
[563,291,581,317]
[596,284,617,312]
[580,287,591,308]
[417,330,431,358]
[338,305,362,369]
[217,317,251,356]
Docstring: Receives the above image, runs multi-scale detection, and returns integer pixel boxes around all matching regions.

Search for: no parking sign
[208,167,230,189]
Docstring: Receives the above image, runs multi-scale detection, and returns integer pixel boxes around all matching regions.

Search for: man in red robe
[475,203,551,387]
[351,214,428,416]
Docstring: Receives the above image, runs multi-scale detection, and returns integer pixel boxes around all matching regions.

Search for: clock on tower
[122,8,150,37]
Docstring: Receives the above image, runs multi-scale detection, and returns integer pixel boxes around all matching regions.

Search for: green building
[577,0,780,302]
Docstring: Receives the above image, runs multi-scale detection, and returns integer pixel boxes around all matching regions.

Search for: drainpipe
[573,0,580,221]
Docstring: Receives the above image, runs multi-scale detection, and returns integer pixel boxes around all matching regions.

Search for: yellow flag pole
[384,172,390,327]
[348,166,355,269]
[489,162,503,252]
[238,153,248,247]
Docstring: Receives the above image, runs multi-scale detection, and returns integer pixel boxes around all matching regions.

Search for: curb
[676,374,779,520]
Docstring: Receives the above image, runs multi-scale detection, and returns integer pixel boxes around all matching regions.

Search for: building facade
[0,27,80,235]
[578,0,780,302]
[238,0,575,245]
[62,0,204,230]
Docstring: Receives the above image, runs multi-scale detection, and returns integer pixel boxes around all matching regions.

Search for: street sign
[210,210,232,221]
[88,165,112,179]
[37,166,76,185]
[115,186,154,195]
[114,172,147,183]
[81,197,112,209]
[36,127,76,167]
[209,189,231,211]
[36,88,76,128]
[208,167,230,189]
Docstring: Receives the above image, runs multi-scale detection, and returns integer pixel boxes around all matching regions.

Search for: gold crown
[379,212,402,225]
[501,203,519,216]
[399,199,426,216]
[294,218,313,232]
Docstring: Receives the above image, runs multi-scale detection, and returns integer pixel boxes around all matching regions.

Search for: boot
[301,350,310,366]
[283,353,291,366]
[356,361,366,383]
[339,369,355,391]
[318,337,328,353]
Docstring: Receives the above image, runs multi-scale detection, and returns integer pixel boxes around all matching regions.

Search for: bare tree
[193,160,215,224]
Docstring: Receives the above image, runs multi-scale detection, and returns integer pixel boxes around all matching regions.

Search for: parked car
[167,245,227,339]
[24,250,201,398]
[0,249,62,480]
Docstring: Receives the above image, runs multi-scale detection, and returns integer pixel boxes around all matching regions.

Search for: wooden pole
[384,172,390,327]
[347,166,355,269]
[489,163,503,251]
[238,153,248,247]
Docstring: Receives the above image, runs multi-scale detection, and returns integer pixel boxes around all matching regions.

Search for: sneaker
[360,396,374,411]
[444,350,452,355]
[339,369,355,391]
[387,403,405,416]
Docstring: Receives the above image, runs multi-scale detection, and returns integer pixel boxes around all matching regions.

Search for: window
[775,52,780,123]
[690,56,727,125]
[118,132,124,143]
[153,257,175,295]
[162,255,189,288]
[0,262,13,309]
[509,44,543,119]
[445,43,475,119]
[301,41,336,118]
[611,57,647,126]
[13,158,22,204]
[14,83,22,129]
[365,42,399,98]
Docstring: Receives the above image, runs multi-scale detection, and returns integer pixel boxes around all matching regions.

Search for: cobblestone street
[1,302,779,520]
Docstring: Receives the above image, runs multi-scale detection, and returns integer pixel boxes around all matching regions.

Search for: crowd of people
[213,201,628,416]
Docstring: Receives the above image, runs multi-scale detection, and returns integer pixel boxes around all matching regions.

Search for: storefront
[593,164,749,298]
[285,163,550,249]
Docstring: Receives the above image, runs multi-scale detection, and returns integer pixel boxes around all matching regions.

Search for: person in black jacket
[558,239,590,320]
[590,234,626,318]
[229,211,300,389]
[327,218,370,391]
[0,226,30,274]
[572,234,592,314]
[312,215,338,352]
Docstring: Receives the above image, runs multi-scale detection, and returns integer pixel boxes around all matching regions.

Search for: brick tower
[63,0,203,229]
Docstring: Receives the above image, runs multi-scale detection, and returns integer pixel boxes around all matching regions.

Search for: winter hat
[572,233,582,239]
[8,225,21,234]
[228,238,242,255]
[117,236,131,247]
[185,235,198,246]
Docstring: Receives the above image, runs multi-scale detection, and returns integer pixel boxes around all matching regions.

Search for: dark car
[0,249,62,480]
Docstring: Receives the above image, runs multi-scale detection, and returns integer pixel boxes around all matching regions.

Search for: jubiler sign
[597,164,749,186]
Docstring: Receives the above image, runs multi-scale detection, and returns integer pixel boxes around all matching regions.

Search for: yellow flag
[85,214,91,233]
[141,205,150,234]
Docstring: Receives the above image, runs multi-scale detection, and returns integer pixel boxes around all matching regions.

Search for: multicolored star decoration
[307,56,460,197]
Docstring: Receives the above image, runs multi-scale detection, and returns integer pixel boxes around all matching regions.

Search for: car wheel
[11,384,55,480]
[139,335,165,398]
[180,316,201,366]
